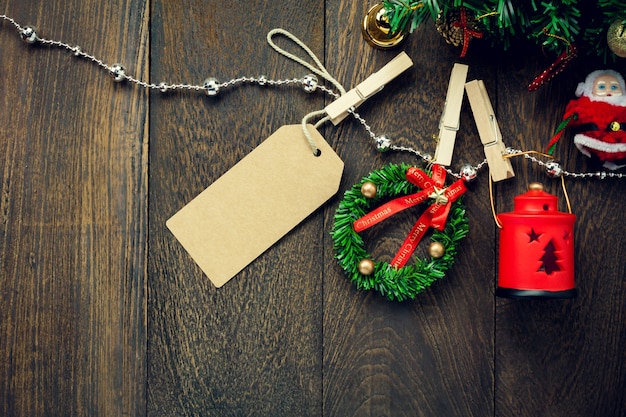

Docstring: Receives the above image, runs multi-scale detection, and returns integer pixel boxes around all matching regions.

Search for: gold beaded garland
[607,20,626,58]
[360,181,378,199]
[428,242,445,258]
[358,259,376,275]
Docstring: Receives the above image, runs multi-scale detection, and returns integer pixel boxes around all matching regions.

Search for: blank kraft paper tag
[167,124,344,288]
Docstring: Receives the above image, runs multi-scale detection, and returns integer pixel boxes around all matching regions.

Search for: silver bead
[375,135,391,152]
[158,82,169,93]
[203,78,220,96]
[505,147,516,155]
[72,46,82,56]
[460,164,478,182]
[301,74,318,93]
[257,75,267,86]
[20,26,38,44]
[545,161,563,178]
[109,64,126,82]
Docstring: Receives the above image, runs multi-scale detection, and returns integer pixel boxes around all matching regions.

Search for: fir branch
[377,1,625,60]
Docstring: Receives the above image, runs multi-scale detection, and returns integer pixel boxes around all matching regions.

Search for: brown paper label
[166,124,344,288]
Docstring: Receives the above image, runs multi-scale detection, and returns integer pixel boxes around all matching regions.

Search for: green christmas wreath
[332,163,469,301]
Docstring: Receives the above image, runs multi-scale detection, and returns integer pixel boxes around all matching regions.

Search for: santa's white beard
[586,94,626,106]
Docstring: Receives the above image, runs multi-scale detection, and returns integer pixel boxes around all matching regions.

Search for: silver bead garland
[203,78,220,96]
[459,164,478,182]
[109,64,126,82]
[2,13,625,180]
[301,74,318,93]
[20,25,38,43]
[374,135,391,152]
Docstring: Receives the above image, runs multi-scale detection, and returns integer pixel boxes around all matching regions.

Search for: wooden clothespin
[465,79,515,182]
[433,63,469,166]
[324,52,413,125]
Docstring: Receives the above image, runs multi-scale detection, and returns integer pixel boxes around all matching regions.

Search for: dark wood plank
[147,1,325,416]
[494,42,626,417]
[0,1,149,416]
[2,2,625,417]
[322,3,496,416]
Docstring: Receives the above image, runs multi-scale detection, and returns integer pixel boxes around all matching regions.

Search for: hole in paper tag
[167,124,344,288]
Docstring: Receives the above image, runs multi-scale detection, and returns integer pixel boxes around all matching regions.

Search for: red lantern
[496,182,577,299]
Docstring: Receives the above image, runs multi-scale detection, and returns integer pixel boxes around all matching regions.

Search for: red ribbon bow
[353,164,467,268]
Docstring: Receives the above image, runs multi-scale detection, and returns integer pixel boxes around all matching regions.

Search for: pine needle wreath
[331,163,469,301]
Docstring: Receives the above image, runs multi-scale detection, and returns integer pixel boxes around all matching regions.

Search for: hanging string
[267,28,346,95]
[301,109,331,156]
[267,28,347,155]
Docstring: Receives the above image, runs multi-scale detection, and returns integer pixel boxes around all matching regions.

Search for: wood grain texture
[494,45,626,417]
[1,1,625,417]
[147,1,325,416]
[322,3,495,417]
[0,1,149,417]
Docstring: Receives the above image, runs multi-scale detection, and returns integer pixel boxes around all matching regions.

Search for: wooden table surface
[1,1,625,416]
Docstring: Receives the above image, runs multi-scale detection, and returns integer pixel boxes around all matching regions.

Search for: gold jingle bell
[362,2,406,49]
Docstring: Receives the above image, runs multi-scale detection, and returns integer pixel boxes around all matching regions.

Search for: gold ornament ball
[607,20,626,58]
[360,181,378,199]
[428,242,445,259]
[358,259,376,275]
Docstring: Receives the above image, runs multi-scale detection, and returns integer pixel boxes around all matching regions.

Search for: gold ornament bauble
[607,20,626,58]
[358,259,376,275]
[428,242,445,259]
[362,2,405,49]
[360,181,378,199]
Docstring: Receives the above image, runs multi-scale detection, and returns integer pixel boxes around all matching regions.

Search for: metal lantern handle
[489,152,573,229]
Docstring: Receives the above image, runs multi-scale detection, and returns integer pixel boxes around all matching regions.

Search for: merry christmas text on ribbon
[353,164,466,268]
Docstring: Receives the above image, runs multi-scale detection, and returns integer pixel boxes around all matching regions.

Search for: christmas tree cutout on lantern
[537,239,561,275]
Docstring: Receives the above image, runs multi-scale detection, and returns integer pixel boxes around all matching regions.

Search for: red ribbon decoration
[353,164,467,268]
[528,43,578,92]
[452,7,483,58]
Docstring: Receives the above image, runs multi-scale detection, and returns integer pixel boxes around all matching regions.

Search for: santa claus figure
[546,69,626,169]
